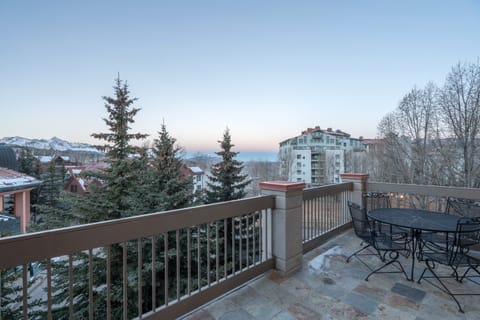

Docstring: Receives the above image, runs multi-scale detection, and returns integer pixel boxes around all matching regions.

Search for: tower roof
[0,146,17,170]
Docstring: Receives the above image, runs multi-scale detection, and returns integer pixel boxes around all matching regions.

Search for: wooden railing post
[340,173,369,207]
[260,181,305,275]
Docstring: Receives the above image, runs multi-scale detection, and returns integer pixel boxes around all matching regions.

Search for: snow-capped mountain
[0,136,102,154]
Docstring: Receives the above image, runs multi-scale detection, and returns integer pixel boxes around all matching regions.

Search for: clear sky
[1,1,479,153]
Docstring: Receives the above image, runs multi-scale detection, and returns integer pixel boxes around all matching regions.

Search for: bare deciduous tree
[376,111,413,183]
[438,61,480,187]
[397,83,441,184]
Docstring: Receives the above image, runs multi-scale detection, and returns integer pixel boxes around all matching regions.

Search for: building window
[70,185,78,193]
[297,154,301,159]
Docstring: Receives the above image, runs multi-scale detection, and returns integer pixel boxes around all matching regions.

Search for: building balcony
[1,175,480,319]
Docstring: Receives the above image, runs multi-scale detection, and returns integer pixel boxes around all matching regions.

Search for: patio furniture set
[346,194,480,313]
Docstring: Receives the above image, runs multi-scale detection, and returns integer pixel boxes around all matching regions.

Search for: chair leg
[417,260,465,313]
[365,258,408,281]
[460,264,480,283]
[346,244,371,263]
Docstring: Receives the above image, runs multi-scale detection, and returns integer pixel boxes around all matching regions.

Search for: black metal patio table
[367,208,474,281]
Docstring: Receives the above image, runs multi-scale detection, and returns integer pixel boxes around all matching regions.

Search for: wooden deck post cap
[259,181,305,192]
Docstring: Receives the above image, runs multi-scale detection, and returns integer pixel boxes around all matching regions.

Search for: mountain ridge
[0,136,103,154]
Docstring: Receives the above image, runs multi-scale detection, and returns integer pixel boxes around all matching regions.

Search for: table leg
[409,228,416,281]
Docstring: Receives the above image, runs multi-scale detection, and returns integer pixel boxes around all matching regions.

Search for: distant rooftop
[189,166,203,174]
[301,126,352,138]
[0,146,17,170]
[0,167,42,193]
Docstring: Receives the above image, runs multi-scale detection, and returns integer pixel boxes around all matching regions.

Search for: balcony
[1,175,480,319]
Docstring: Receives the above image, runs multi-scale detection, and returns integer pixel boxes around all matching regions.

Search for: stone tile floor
[183,229,480,319]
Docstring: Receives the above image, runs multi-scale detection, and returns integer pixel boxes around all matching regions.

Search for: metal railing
[0,196,275,320]
[6,179,475,319]
[302,182,353,252]
[367,182,480,212]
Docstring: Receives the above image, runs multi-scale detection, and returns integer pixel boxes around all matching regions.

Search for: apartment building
[279,127,366,186]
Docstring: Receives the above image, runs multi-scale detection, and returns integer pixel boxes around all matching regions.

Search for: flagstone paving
[183,230,480,319]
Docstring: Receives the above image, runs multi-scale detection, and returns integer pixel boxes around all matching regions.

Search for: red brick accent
[259,181,305,192]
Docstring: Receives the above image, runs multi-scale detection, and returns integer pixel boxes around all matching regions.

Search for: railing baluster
[239,216,243,272]
[69,254,73,319]
[47,259,52,320]
[197,226,201,292]
[106,246,111,320]
[138,238,142,318]
[176,230,180,301]
[89,249,93,320]
[207,224,210,287]
[187,228,191,295]
[232,218,235,275]
[261,210,265,261]
[246,214,250,268]
[152,235,156,312]
[164,233,169,305]
[223,219,227,279]
[253,212,256,266]
[123,243,127,320]
[266,209,269,260]
[316,197,319,238]
[22,264,27,320]
[215,221,219,282]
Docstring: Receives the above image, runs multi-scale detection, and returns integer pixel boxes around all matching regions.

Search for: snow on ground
[308,246,343,274]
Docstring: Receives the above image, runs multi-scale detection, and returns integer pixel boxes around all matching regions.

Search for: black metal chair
[363,192,409,242]
[417,217,480,313]
[447,197,480,218]
[420,198,480,255]
[363,192,391,211]
[346,201,409,281]
[417,198,460,260]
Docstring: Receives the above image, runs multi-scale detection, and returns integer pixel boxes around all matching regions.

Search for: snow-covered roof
[83,161,109,172]
[189,166,204,174]
[71,168,82,175]
[37,156,53,163]
[56,155,70,161]
[0,167,42,192]
[0,214,17,221]
[77,178,86,190]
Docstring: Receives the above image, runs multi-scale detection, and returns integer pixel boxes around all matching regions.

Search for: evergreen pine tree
[0,268,25,319]
[78,76,149,222]
[203,128,252,278]
[41,76,150,319]
[150,122,193,210]
[205,128,251,204]
[17,148,40,177]
[32,161,74,230]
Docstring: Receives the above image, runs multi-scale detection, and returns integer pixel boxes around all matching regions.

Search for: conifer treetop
[205,127,251,203]
[92,76,148,160]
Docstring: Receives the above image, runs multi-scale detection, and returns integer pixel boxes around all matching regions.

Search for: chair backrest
[348,201,372,240]
[447,197,480,218]
[455,217,480,244]
[363,192,391,212]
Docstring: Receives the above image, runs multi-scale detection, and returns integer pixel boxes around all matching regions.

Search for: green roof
[0,146,17,170]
